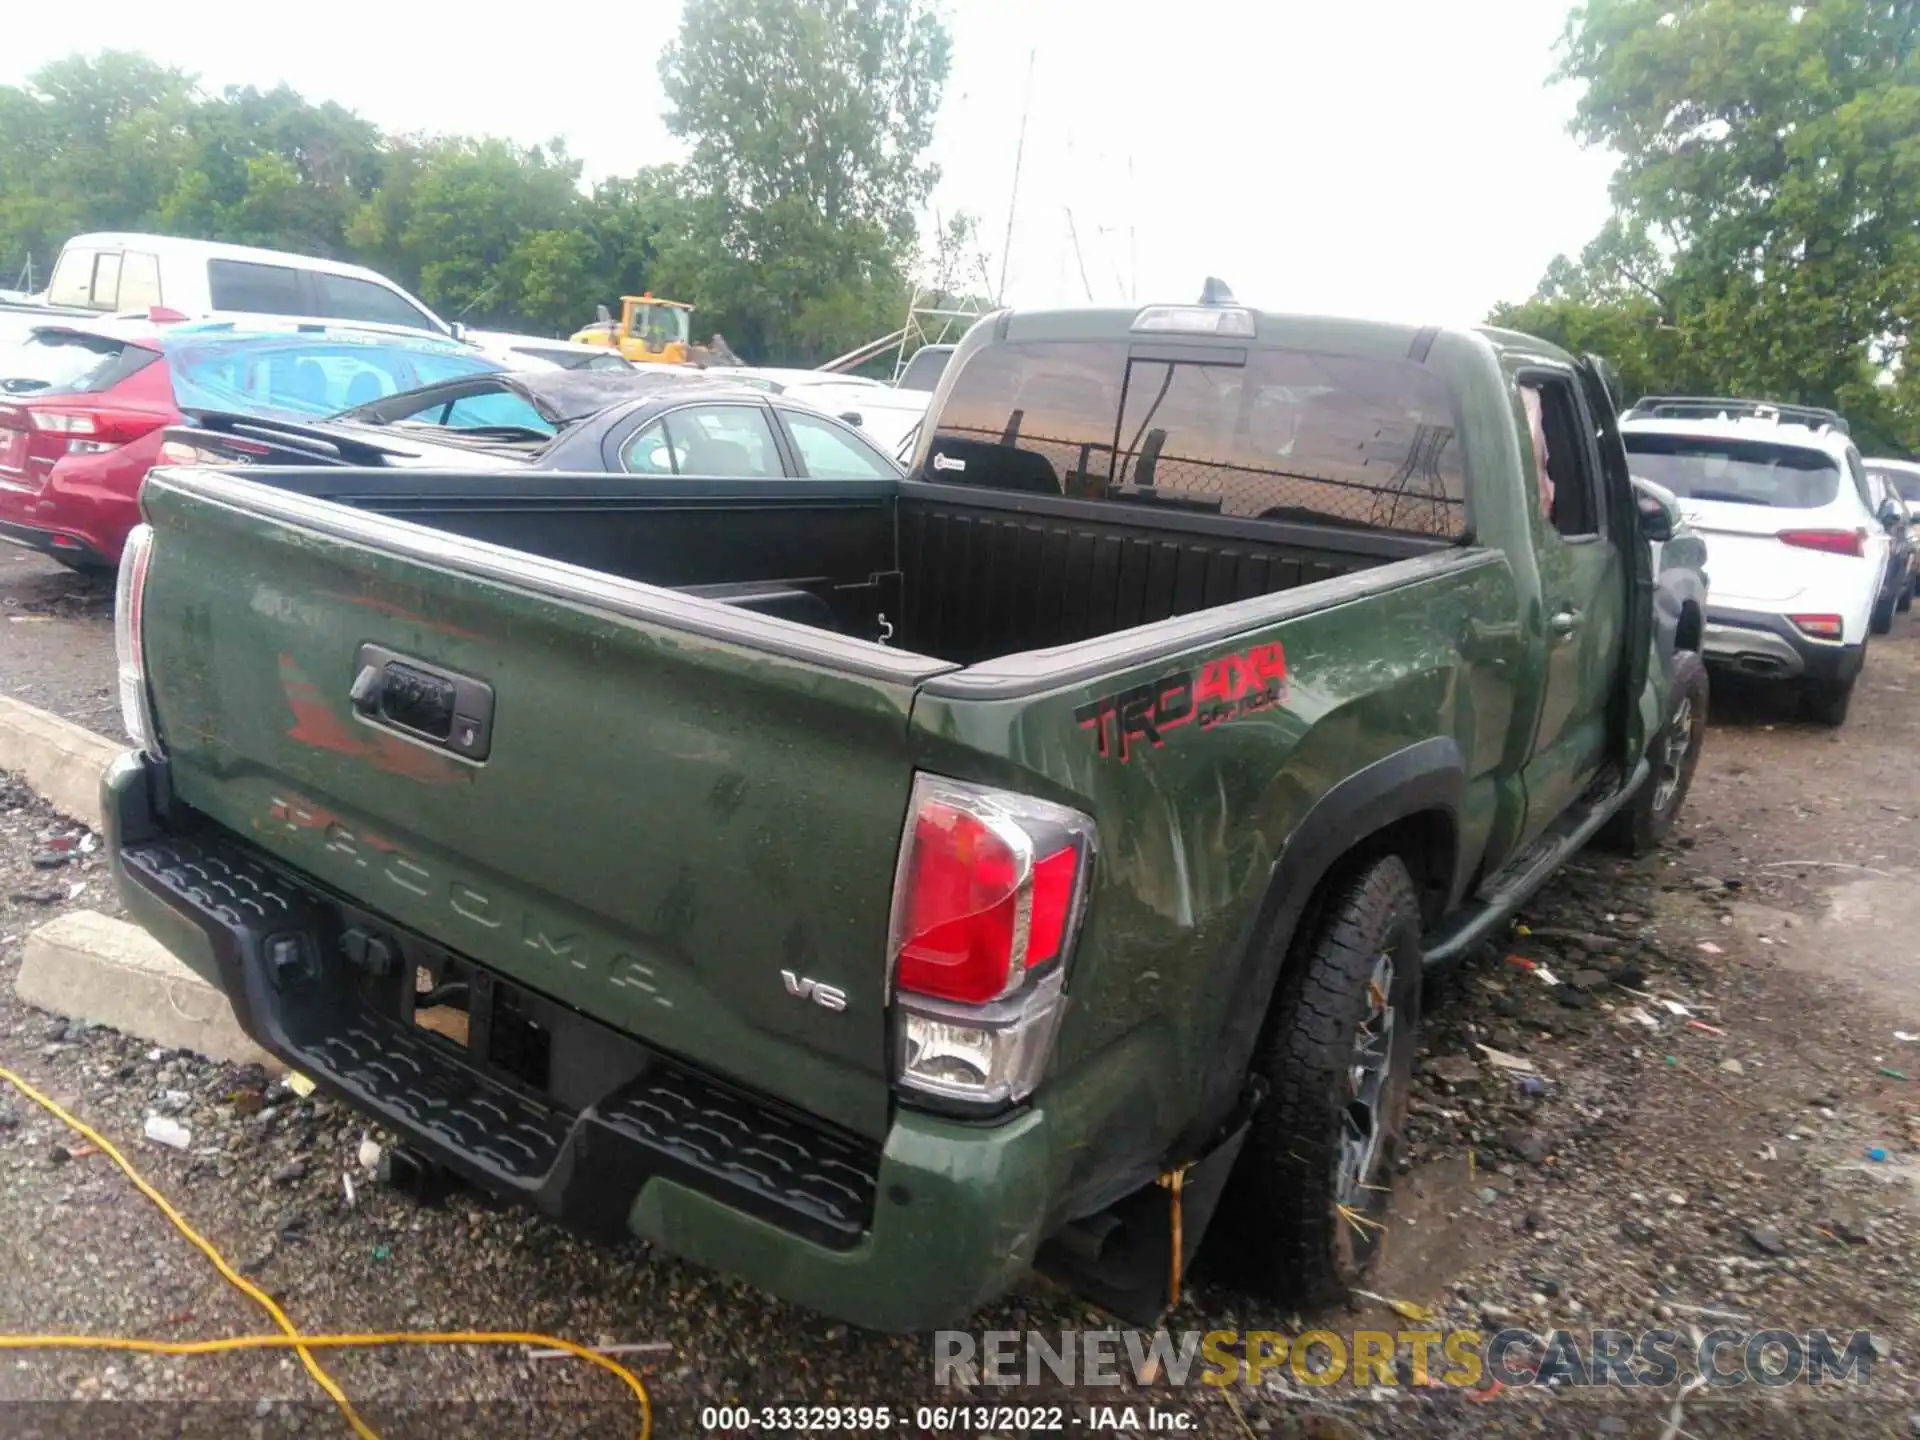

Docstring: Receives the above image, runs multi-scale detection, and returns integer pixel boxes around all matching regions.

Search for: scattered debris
[1354,1291,1437,1324]
[1719,1058,1746,1076]
[1759,860,1893,877]
[526,1340,673,1362]
[1879,1067,1909,1081]
[1746,1225,1789,1258]
[1502,1127,1550,1165]
[1866,1147,1890,1163]
[357,1134,383,1172]
[1476,1043,1538,1073]
[1668,1301,1752,1324]
[1685,1019,1726,1037]
[1697,941,1723,955]
[284,1072,316,1099]
[142,1115,191,1150]
[342,1172,357,1208]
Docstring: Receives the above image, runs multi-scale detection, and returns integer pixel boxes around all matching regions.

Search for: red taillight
[890,780,1094,1006]
[1777,527,1866,557]
[26,405,168,453]
[1789,613,1845,640]
[887,776,1096,1107]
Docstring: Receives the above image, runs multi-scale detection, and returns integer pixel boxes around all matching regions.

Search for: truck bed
[196,468,1444,665]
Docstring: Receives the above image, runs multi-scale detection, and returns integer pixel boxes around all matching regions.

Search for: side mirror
[448,321,467,343]
[597,304,613,326]
[1878,498,1902,528]
[1634,480,1675,543]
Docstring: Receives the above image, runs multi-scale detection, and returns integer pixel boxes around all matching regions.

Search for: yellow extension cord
[0,1063,651,1439]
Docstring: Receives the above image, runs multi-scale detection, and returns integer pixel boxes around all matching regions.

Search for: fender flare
[1188,736,1468,1141]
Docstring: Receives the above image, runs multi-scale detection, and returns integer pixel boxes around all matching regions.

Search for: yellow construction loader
[570,294,696,366]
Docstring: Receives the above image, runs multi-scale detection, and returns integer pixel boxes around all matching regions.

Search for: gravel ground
[0,549,118,737]
[0,545,1917,1437]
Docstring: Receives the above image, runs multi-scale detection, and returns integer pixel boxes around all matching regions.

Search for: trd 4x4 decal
[1075,642,1288,762]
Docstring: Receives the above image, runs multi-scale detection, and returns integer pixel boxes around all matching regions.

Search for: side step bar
[1421,756,1649,969]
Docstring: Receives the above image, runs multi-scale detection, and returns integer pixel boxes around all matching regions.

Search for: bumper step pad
[120,829,879,1249]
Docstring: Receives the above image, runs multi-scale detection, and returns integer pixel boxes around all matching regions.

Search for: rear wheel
[1599,651,1708,855]
[1871,592,1896,635]
[1226,856,1422,1308]
[1800,674,1856,727]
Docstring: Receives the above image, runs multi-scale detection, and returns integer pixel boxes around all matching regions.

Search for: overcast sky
[3,0,1617,323]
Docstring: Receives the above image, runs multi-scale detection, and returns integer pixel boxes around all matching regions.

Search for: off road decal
[1075,642,1288,762]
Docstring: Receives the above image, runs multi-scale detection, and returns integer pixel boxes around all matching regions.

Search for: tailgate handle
[350,643,495,762]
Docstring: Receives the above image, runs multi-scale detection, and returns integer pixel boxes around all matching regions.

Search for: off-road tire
[1225,856,1423,1309]
[1800,674,1856,727]
[1598,651,1708,856]
[1871,587,1897,635]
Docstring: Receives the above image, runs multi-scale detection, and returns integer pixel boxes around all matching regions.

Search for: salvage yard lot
[0,545,1916,1437]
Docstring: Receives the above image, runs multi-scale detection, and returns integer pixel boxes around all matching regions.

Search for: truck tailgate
[136,472,950,1142]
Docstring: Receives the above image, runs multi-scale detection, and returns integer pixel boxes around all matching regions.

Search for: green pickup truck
[104,301,1708,1331]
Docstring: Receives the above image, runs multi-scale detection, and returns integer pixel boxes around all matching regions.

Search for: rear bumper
[102,752,1052,1331]
[0,517,116,568]
[0,459,135,566]
[1702,606,1865,684]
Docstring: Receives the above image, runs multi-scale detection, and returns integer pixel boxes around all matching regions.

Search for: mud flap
[1034,1098,1256,1328]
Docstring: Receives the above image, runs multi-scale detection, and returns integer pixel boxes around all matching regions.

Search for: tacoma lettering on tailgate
[263,795,676,1009]
[1074,642,1288,762]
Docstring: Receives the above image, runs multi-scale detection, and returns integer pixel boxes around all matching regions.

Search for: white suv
[1621,397,1891,726]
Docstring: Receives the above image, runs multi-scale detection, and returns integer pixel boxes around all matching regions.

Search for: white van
[43,233,451,336]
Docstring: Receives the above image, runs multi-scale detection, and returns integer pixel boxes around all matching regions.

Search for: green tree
[655,0,952,360]
[1525,0,1920,447]
[499,228,600,335]
[662,0,950,239]
[160,85,383,256]
[362,136,589,326]
[0,43,951,350]
[578,168,686,303]
[0,52,198,277]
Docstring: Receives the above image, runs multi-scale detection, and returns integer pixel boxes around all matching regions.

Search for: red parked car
[0,318,500,570]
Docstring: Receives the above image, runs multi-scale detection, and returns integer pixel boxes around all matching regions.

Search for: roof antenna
[1199,277,1236,306]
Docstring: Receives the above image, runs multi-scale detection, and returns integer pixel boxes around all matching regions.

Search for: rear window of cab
[921,341,1467,539]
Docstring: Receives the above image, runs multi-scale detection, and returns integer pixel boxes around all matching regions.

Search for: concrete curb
[16,909,279,1070]
[0,694,121,832]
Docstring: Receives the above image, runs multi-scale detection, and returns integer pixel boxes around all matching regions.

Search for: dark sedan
[163,367,906,481]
